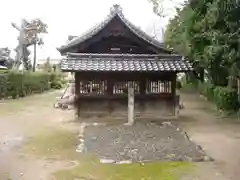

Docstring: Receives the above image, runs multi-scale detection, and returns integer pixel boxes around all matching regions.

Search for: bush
[182,80,239,112]
[0,73,8,99]
[49,72,66,89]
[0,71,66,99]
[51,81,63,89]
[198,82,215,101]
[213,86,239,111]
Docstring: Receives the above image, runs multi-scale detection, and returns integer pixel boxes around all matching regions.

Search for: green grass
[22,128,195,180]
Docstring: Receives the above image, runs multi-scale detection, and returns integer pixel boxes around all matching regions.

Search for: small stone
[76,144,85,153]
[184,156,193,162]
[162,121,172,126]
[54,103,60,108]
[20,172,24,176]
[132,149,138,152]
[100,159,115,164]
[196,145,202,150]
[203,155,214,161]
[170,154,176,158]
[67,105,74,110]
[176,128,181,132]
[115,160,132,164]
[167,136,172,140]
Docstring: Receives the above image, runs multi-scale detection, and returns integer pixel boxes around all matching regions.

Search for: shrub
[49,72,66,89]
[0,73,8,99]
[51,81,63,89]
[198,82,215,101]
[182,80,240,112]
[0,71,66,99]
[213,86,239,111]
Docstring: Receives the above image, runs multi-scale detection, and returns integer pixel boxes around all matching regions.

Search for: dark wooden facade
[58,5,192,119]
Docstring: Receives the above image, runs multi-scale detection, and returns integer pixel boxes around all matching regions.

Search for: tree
[0,47,14,69]
[156,0,240,86]
[11,19,47,71]
[148,0,184,18]
[43,57,52,72]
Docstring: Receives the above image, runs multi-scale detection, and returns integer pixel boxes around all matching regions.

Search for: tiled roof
[57,4,170,53]
[61,53,193,72]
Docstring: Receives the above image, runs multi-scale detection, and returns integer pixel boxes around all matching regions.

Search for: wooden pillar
[171,73,177,116]
[75,72,80,120]
[125,85,134,125]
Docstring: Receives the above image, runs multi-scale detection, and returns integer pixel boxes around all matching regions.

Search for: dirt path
[178,92,240,180]
[0,90,77,180]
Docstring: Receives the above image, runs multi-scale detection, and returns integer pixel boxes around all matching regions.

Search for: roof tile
[61,54,193,72]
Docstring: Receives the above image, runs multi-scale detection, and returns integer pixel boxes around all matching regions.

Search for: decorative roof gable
[57,4,170,53]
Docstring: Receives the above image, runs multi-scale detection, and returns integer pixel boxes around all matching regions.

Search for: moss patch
[22,128,79,160]
[54,161,194,180]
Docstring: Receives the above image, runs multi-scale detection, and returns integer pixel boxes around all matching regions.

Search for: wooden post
[125,84,134,125]
[75,73,80,120]
[171,73,177,116]
[238,78,240,102]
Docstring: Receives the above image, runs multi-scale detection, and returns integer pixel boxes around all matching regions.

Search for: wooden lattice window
[79,80,107,95]
[146,80,172,94]
[113,81,140,94]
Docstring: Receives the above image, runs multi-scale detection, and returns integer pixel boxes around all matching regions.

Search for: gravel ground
[83,121,210,163]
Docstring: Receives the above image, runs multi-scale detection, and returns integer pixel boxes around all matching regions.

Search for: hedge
[198,82,239,111]
[0,71,66,99]
[179,78,240,111]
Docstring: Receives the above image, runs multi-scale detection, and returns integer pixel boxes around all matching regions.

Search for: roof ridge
[66,52,181,58]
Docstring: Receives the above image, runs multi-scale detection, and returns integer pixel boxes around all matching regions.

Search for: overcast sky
[0,0,181,61]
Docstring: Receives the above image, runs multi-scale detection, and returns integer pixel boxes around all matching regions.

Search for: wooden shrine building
[57,4,193,119]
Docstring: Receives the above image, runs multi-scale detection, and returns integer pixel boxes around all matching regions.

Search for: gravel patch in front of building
[82,121,211,163]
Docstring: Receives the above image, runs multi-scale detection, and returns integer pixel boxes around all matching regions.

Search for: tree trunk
[32,42,37,72]
[199,68,204,82]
